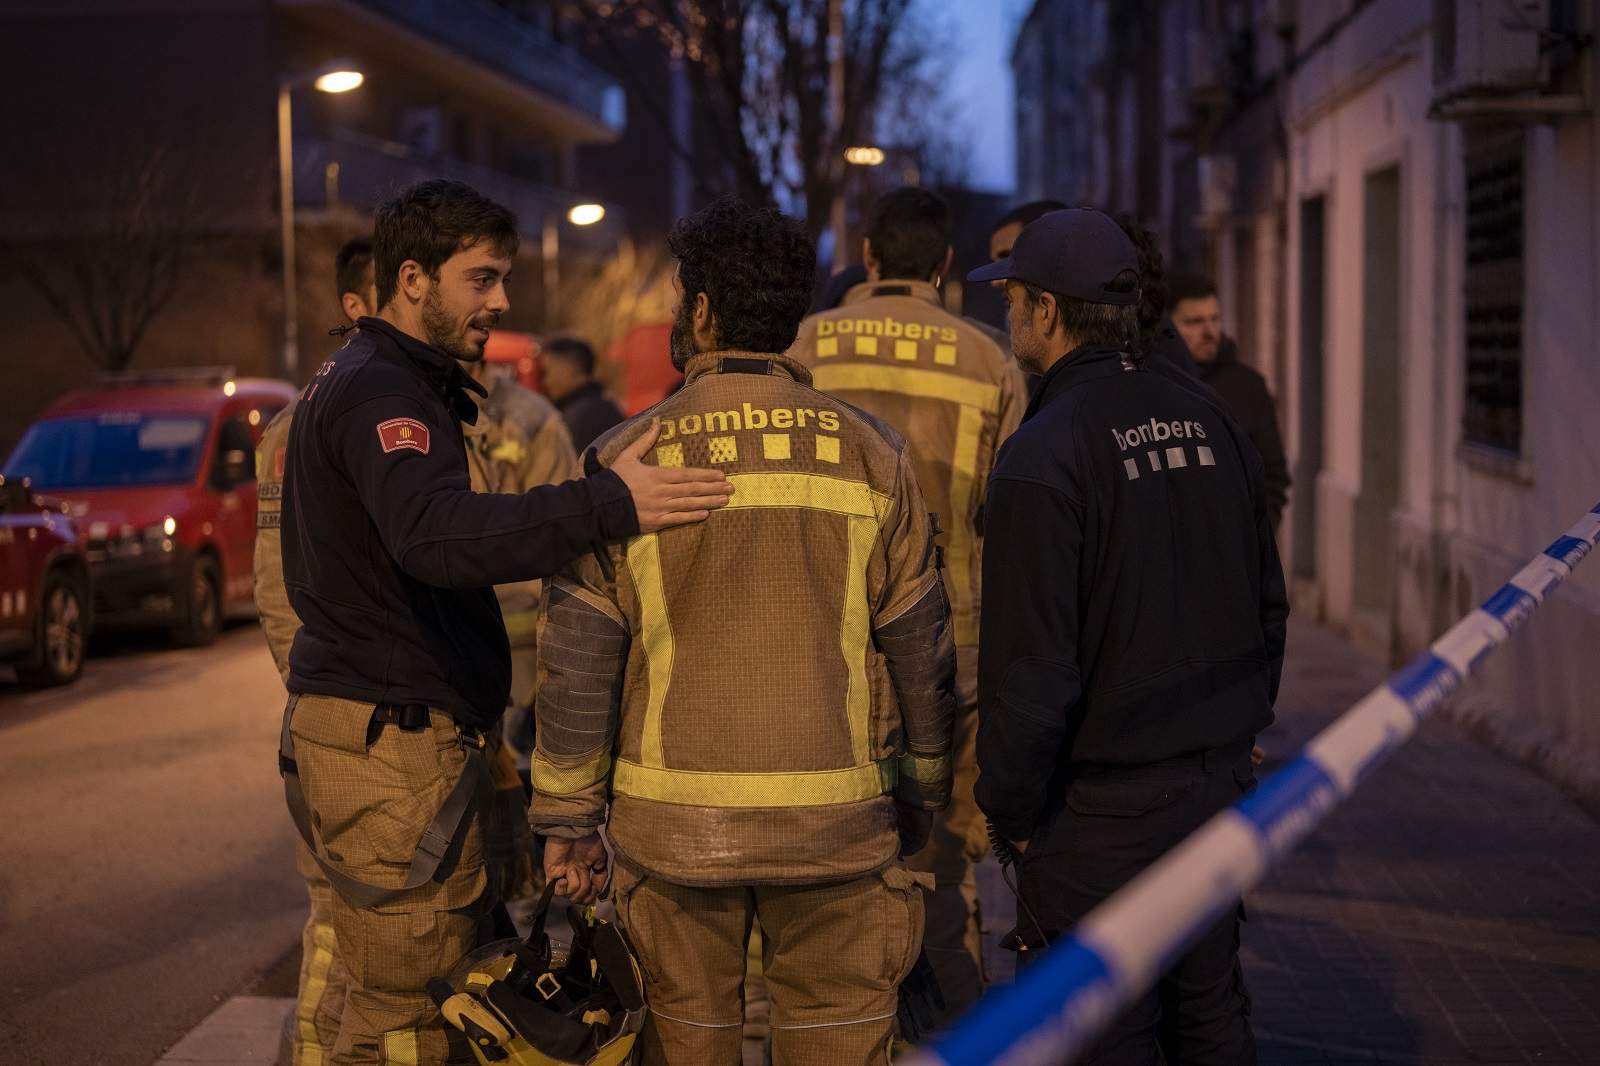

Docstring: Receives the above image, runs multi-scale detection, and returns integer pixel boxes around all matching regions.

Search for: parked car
[0,474,90,686]
[3,368,297,647]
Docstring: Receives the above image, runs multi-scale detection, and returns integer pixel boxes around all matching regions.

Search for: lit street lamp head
[314,69,364,94]
[567,203,606,226]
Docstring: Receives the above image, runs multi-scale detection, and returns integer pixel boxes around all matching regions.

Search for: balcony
[277,0,625,144]
[294,130,617,246]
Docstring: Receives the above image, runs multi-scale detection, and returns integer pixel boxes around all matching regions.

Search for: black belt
[1069,737,1255,777]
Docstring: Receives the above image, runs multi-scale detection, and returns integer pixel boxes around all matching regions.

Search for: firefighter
[530,197,958,1065]
[271,180,731,1065]
[788,186,1028,1018]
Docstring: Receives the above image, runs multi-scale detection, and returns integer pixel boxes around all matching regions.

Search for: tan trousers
[293,840,351,1066]
[290,694,492,1066]
[904,652,988,1021]
[612,861,927,1066]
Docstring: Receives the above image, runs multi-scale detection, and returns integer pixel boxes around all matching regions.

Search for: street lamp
[543,202,610,326]
[278,60,364,378]
[843,146,886,166]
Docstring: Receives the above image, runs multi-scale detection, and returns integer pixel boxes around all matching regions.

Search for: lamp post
[542,203,606,327]
[277,62,364,379]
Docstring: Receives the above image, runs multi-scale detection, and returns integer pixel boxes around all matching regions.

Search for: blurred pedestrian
[530,196,956,1064]
[541,335,624,451]
[274,179,732,1065]
[1114,213,1198,379]
[988,199,1068,269]
[969,208,1287,1065]
[1169,273,1290,529]
[790,185,1028,1020]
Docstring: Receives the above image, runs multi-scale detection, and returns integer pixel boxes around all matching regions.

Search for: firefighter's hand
[612,421,733,532]
[544,832,609,904]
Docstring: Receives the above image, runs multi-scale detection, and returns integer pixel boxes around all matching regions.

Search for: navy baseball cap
[967,208,1138,305]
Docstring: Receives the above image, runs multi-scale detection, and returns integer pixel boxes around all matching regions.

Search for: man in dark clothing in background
[541,335,625,451]
[1170,273,1290,529]
[970,209,1286,1065]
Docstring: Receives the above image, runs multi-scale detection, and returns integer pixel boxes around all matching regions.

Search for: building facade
[1014,0,1600,799]
[0,0,625,448]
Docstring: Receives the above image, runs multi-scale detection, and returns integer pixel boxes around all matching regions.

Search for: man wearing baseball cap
[971,208,1287,1064]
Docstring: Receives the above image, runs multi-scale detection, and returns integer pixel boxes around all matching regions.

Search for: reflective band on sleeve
[812,364,1002,413]
[532,749,613,796]
[502,610,540,644]
[947,404,984,647]
[613,757,895,807]
[723,471,894,522]
[626,534,674,769]
[898,751,951,785]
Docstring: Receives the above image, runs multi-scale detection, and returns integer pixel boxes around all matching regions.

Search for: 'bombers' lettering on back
[817,317,959,343]
[1112,417,1207,452]
[657,402,842,441]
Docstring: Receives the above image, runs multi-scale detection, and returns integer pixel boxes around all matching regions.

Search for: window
[5,415,209,489]
[1462,127,1524,455]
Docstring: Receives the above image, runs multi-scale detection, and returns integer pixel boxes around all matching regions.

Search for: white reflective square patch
[1197,446,1215,466]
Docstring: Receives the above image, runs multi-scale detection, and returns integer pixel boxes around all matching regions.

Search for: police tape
[904,502,1600,1066]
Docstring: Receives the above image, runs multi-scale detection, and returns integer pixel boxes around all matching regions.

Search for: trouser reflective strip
[294,921,338,1065]
[947,404,984,648]
[613,758,895,806]
[279,696,487,909]
[381,1029,419,1066]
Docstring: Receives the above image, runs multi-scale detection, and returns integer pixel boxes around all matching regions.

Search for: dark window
[1462,127,1524,455]
[212,417,255,490]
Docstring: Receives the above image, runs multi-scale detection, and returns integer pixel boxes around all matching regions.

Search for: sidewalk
[978,621,1600,1065]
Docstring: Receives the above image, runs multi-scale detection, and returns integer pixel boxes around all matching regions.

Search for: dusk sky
[933,0,1030,194]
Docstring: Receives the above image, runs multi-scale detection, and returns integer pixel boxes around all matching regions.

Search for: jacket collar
[1025,344,1138,422]
[357,316,487,424]
[682,350,813,387]
[841,278,942,308]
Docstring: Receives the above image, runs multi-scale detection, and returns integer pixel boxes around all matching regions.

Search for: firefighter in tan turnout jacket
[254,236,577,1065]
[789,187,1027,1017]
[531,198,957,1066]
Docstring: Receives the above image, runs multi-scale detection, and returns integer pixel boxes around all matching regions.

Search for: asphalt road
[0,624,302,1066]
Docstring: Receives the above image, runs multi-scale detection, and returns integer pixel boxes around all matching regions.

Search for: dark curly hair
[373,180,518,309]
[668,196,816,354]
[1115,213,1166,337]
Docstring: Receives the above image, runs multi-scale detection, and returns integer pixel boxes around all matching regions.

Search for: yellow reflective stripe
[501,610,539,643]
[614,758,895,807]
[723,471,894,523]
[948,404,984,647]
[294,922,337,1065]
[381,1030,419,1066]
[842,515,877,765]
[812,364,1001,413]
[532,748,613,796]
[899,751,952,785]
[626,535,673,768]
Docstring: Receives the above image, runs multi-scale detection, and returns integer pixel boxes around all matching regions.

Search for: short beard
[669,298,697,372]
[422,287,484,363]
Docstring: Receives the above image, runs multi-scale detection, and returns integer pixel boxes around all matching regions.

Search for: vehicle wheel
[171,554,222,647]
[16,574,87,688]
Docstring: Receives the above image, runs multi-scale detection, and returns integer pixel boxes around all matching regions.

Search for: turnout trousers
[289,694,495,1066]
[1016,741,1257,1066]
[611,859,928,1066]
[904,649,988,1020]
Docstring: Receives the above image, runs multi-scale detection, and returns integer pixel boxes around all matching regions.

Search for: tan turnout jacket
[529,350,957,886]
[789,280,1027,650]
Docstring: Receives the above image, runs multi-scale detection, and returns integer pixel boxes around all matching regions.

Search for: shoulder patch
[377,418,430,455]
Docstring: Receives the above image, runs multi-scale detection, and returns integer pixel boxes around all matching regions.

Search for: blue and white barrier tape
[906,502,1600,1066]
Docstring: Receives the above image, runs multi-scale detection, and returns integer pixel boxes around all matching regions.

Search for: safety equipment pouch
[428,883,646,1065]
